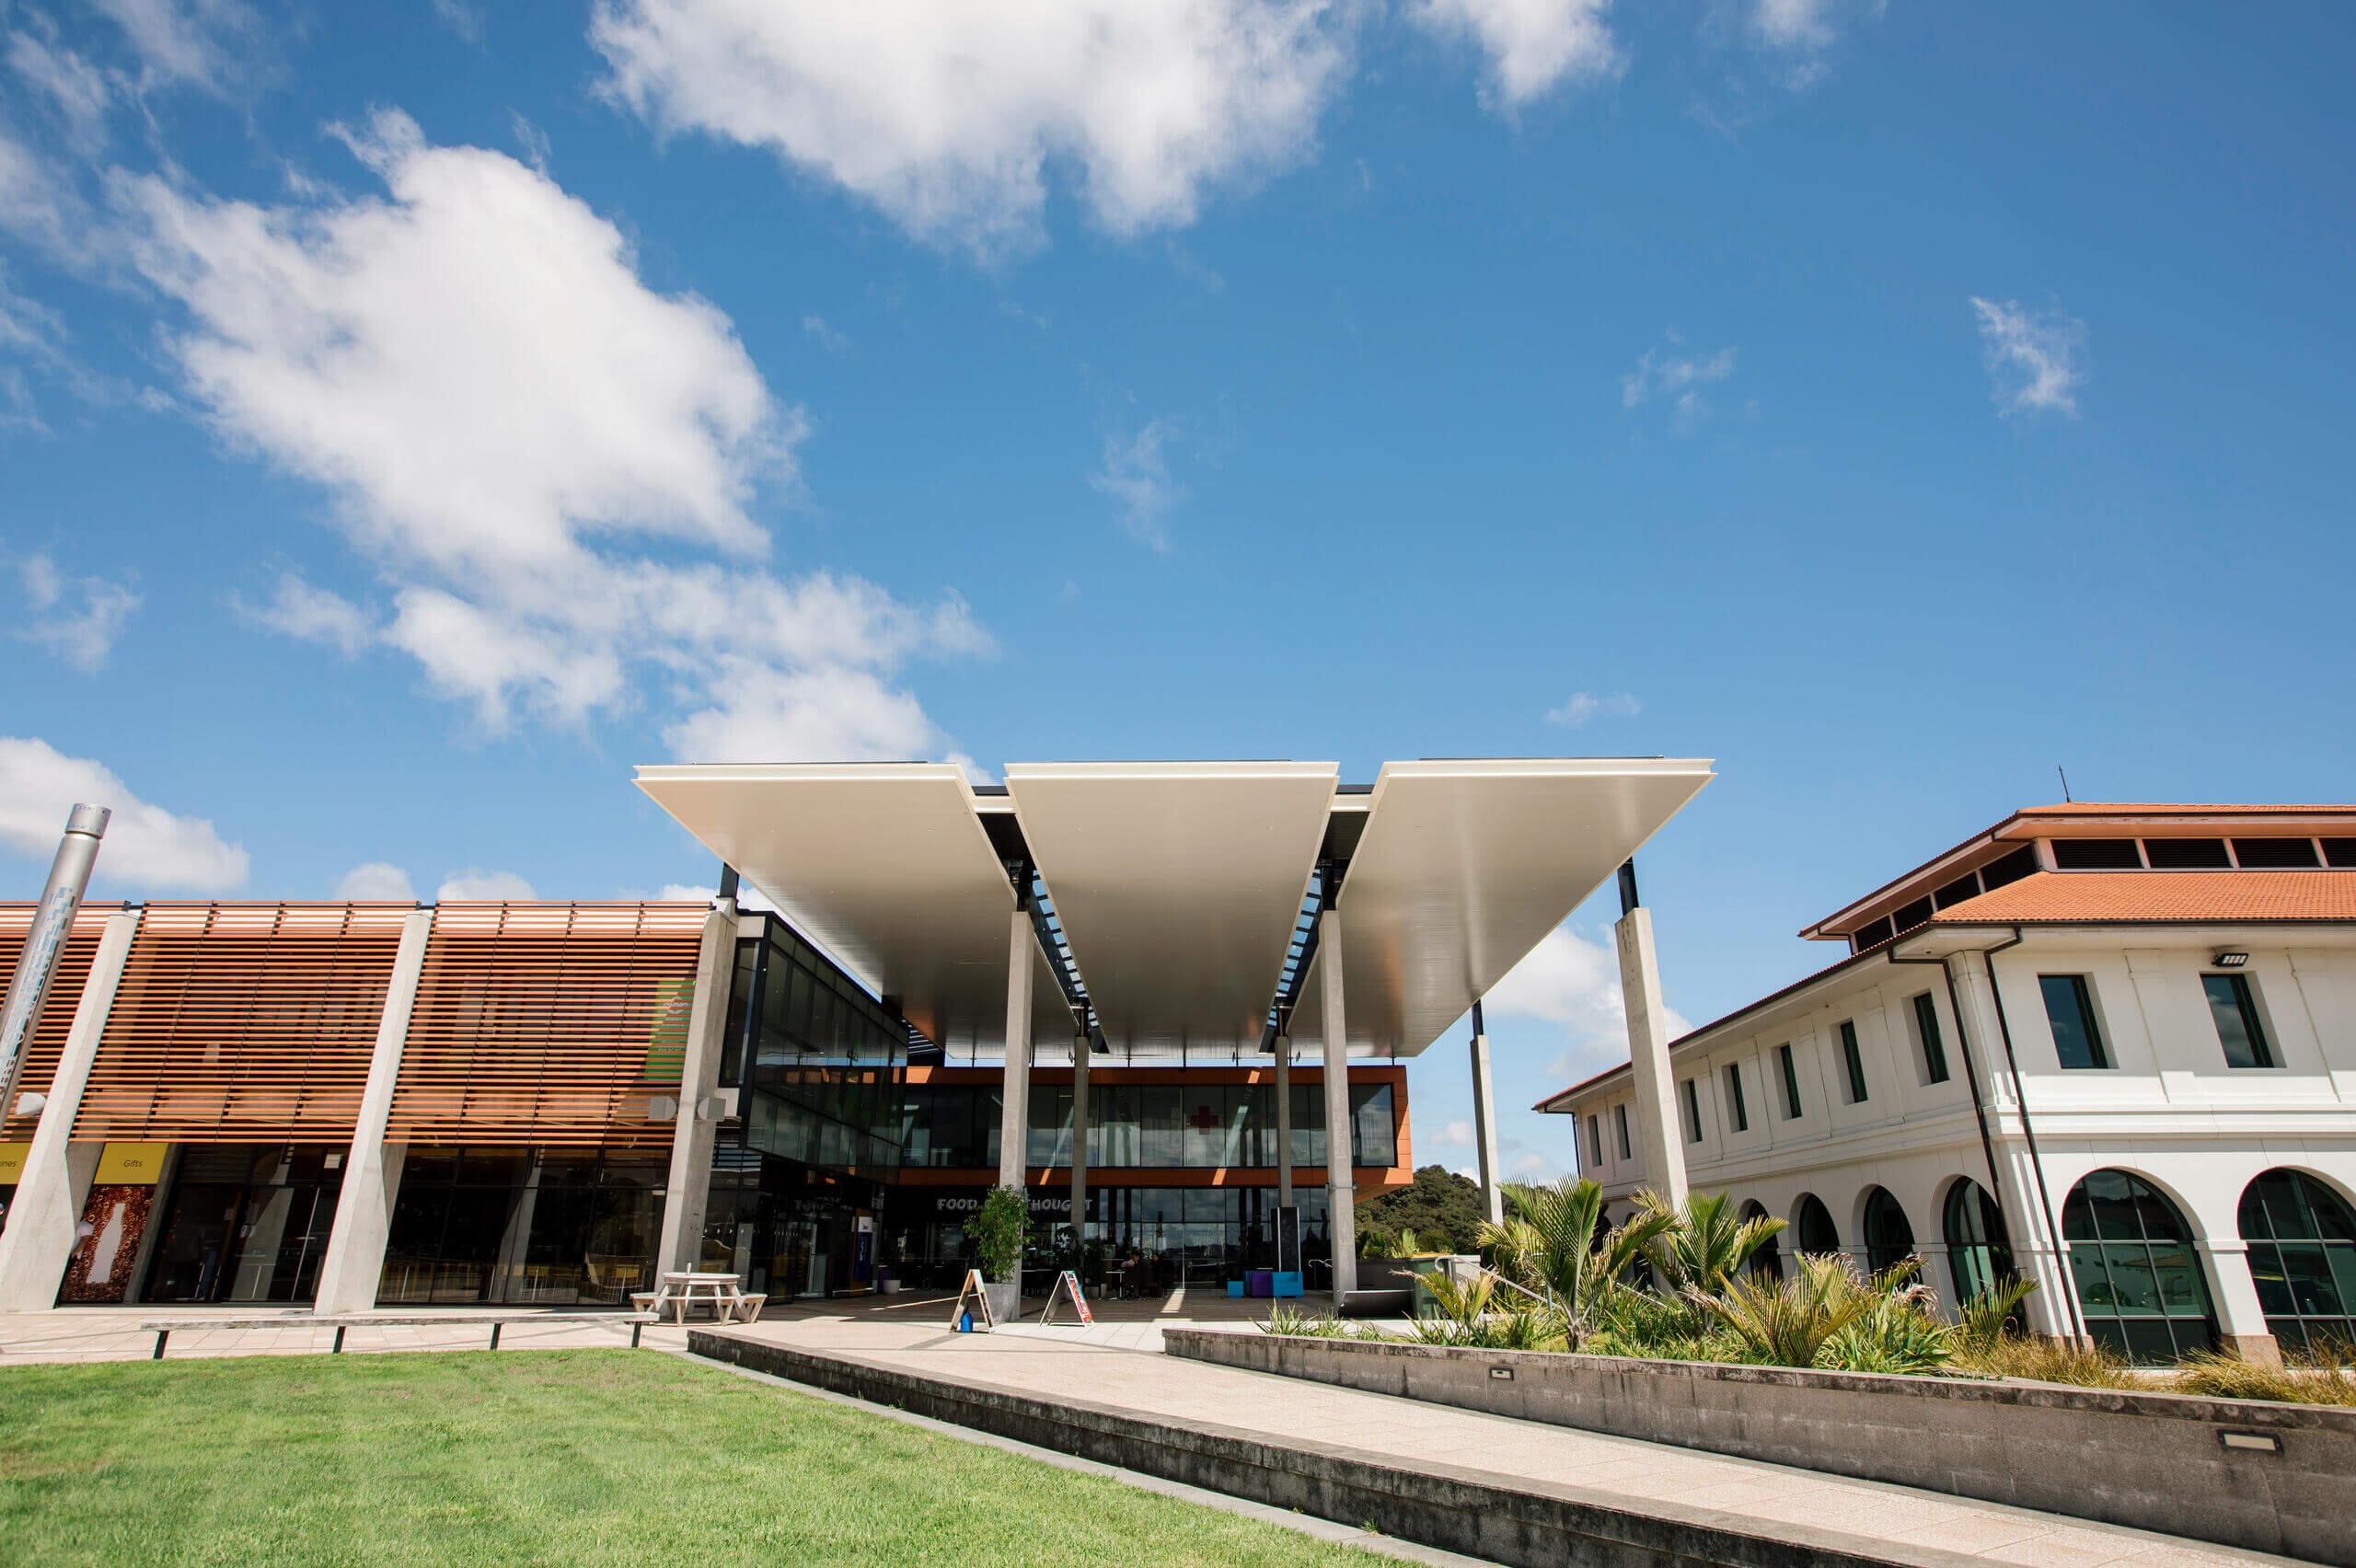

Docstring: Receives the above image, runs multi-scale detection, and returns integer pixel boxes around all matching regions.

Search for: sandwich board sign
[949,1268,997,1333]
[1039,1269,1093,1327]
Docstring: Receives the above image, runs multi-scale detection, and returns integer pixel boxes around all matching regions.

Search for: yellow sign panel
[95,1142,169,1185]
[0,1143,26,1185]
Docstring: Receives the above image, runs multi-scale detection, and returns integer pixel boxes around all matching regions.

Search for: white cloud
[15,552,141,672]
[656,882,712,902]
[1970,296,2085,419]
[1545,690,1639,727]
[92,0,259,96]
[335,860,415,900]
[437,868,537,901]
[1622,335,1736,428]
[8,30,114,154]
[1508,1151,1553,1180]
[102,110,987,762]
[1091,419,1183,551]
[237,572,371,656]
[0,735,247,891]
[1487,923,1692,1087]
[946,751,997,787]
[591,0,1349,256]
[802,313,847,353]
[1413,0,1619,108]
[1431,1118,1474,1147]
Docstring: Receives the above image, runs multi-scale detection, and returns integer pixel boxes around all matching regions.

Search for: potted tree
[968,1185,1029,1325]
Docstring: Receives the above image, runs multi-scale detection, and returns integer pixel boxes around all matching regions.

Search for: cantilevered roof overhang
[630,762,1068,1053]
[1004,761,1336,1055]
[1287,758,1714,1056]
[635,755,1712,1062]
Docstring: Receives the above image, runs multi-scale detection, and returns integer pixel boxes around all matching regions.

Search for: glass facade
[726,917,906,1174]
[2063,1169,2216,1361]
[144,1144,344,1304]
[2238,1169,2356,1352]
[376,1147,664,1305]
[896,1079,1396,1170]
[885,1182,1338,1290]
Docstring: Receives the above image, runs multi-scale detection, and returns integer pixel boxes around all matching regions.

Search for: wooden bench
[136,1312,658,1360]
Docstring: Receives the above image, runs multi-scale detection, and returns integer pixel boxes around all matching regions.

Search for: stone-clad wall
[1164,1330,2356,1566]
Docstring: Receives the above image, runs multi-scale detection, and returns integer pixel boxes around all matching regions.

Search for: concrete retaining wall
[687,1330,1958,1568]
[1166,1329,2356,1565]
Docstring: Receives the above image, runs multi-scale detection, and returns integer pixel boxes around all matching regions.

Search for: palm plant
[1955,1277,2038,1354]
[1478,1177,1674,1344]
[1821,1258,1956,1373]
[1637,1190,1787,1298]
[1692,1251,1877,1367]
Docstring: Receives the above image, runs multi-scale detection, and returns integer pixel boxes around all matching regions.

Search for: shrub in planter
[969,1185,1029,1282]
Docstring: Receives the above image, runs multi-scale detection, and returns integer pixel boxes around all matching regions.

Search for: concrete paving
[704,1301,2300,1568]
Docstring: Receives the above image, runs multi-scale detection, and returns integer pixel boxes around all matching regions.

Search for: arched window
[2238,1170,2356,1354]
[1943,1178,2016,1306]
[1862,1188,1915,1274]
[2063,1170,2217,1362]
[1795,1193,1839,1256]
[1740,1200,1782,1281]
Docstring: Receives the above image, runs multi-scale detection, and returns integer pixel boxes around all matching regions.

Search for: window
[1980,846,2038,889]
[2202,973,2275,1069]
[2052,839,2143,870]
[1911,993,1950,1084]
[2233,837,2319,869]
[1861,1188,1915,1274]
[1586,1114,1603,1170]
[2144,837,2229,869]
[1613,1102,1633,1160]
[1680,1078,1702,1144]
[2038,974,2109,1068]
[1944,1179,2016,1308]
[1723,1063,1748,1133]
[1838,1020,1868,1103]
[2063,1170,2217,1361]
[1795,1193,1839,1255]
[2325,837,2356,869]
[1776,1043,1803,1119]
[1740,1200,1781,1280]
[2237,1170,2356,1354]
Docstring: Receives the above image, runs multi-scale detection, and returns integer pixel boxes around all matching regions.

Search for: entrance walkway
[699,1306,2293,1568]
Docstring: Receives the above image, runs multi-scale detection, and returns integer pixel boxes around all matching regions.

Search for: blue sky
[3,1,2351,1182]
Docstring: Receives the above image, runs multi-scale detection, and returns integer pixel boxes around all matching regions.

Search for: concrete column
[1274,1034,1294,1206]
[1068,1036,1090,1251]
[2204,1239,2282,1365]
[0,909,138,1311]
[1469,1002,1503,1228]
[656,902,741,1276]
[312,908,433,1315]
[997,905,1035,1193]
[1615,905,1688,1206]
[1319,906,1357,1297]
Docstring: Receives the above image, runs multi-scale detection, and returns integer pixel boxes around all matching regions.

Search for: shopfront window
[144,1145,345,1305]
[898,1079,1399,1170]
[376,1146,663,1306]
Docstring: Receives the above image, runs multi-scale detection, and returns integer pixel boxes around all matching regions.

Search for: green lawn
[0,1350,1381,1567]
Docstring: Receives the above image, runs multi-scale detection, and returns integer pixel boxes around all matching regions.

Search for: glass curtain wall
[727,917,906,1175]
[375,1147,664,1305]
[895,1080,1397,1170]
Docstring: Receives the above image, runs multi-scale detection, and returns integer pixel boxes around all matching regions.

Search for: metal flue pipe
[0,803,109,1115]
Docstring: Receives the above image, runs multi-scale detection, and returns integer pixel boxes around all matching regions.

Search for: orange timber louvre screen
[69,903,411,1143]
[0,904,112,1141]
[384,902,705,1150]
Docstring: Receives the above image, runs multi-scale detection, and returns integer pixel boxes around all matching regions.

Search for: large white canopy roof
[635,755,1711,1060]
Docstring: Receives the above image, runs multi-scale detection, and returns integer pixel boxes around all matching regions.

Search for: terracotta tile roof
[1932,870,2356,925]
[2016,802,2356,817]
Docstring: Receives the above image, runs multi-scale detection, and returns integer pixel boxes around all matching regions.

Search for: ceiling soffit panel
[633,763,1041,1052]
[1289,758,1714,1058]
[1005,762,1337,1054]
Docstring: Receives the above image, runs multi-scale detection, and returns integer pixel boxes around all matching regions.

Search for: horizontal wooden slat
[71,903,412,1142]
[386,902,705,1148]
[0,905,114,1139]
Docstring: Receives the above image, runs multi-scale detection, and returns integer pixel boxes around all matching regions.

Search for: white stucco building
[1540,803,2356,1363]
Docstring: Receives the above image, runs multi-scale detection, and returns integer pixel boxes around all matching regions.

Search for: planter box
[981,1278,1020,1326]
[1165,1329,2356,1566]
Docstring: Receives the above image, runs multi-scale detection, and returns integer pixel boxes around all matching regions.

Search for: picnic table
[631,1272,766,1324]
